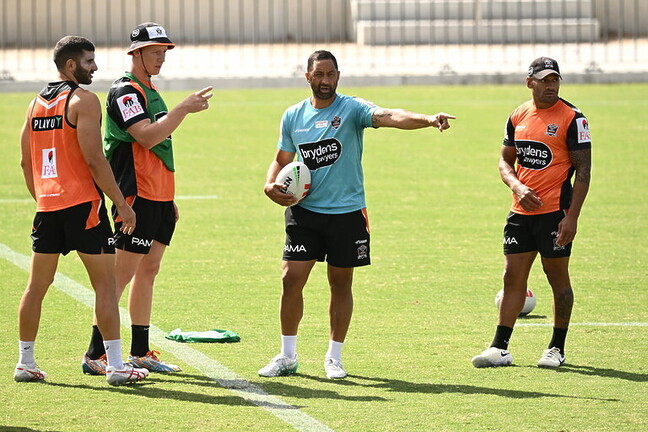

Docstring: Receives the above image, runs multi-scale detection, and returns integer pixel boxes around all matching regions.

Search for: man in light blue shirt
[259,50,456,379]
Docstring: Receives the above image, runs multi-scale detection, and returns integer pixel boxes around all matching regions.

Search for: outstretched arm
[371,108,456,131]
[127,86,213,149]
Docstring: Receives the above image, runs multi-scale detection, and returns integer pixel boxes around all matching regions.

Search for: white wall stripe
[1,243,334,432]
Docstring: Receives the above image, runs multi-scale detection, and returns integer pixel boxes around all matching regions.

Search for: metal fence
[1,0,646,87]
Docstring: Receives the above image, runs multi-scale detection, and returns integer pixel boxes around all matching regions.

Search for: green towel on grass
[165,328,240,343]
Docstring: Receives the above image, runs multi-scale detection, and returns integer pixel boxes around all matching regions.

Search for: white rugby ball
[495,288,536,316]
[276,161,311,205]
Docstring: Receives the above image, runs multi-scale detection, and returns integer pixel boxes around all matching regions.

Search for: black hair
[307,50,338,72]
[53,36,95,71]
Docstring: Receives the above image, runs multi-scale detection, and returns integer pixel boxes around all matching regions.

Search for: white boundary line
[518,322,648,327]
[0,243,333,432]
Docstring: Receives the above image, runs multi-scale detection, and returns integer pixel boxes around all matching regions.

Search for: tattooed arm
[556,148,592,246]
[371,108,455,131]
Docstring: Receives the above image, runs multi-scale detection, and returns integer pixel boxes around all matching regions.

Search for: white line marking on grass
[0,198,32,203]
[0,243,334,432]
[518,322,648,327]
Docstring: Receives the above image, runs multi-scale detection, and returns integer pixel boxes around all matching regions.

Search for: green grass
[1,83,647,432]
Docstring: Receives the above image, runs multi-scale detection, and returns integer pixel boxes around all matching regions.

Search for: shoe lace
[545,348,561,358]
[147,350,162,361]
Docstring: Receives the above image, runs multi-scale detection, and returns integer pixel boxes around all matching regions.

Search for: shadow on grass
[292,373,620,402]
[40,376,261,407]
[0,428,60,432]
[555,364,648,382]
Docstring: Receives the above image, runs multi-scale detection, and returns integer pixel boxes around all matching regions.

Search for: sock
[104,339,124,369]
[548,327,569,354]
[325,340,344,362]
[130,325,150,357]
[490,325,514,350]
[86,325,106,359]
[19,341,36,366]
[281,335,298,359]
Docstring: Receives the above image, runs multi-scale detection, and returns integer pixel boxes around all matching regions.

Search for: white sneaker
[14,364,47,382]
[471,347,513,368]
[537,347,566,368]
[258,354,298,377]
[324,358,347,379]
[106,363,149,386]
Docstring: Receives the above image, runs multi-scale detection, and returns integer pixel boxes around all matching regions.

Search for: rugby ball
[276,161,311,204]
[495,288,536,316]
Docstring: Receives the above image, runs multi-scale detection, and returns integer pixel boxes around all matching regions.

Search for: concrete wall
[0,0,350,47]
[0,0,645,48]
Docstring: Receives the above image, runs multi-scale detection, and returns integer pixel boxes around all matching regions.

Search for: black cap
[127,23,175,55]
[527,57,562,79]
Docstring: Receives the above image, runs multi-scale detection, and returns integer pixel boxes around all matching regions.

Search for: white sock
[326,340,344,362]
[281,335,298,359]
[19,340,36,366]
[104,339,124,369]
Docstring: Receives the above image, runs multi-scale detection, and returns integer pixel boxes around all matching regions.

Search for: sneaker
[128,350,181,373]
[82,354,107,375]
[106,364,149,386]
[14,364,47,382]
[324,358,347,379]
[537,347,566,368]
[258,354,299,377]
[471,347,513,368]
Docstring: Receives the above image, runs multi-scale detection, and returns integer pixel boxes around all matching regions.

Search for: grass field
[0,83,646,432]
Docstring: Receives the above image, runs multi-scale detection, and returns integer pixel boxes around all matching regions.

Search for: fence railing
[1,0,646,85]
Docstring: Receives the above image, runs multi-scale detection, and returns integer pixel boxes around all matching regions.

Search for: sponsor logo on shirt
[545,123,559,137]
[576,117,590,143]
[117,93,144,122]
[515,140,553,170]
[41,148,57,178]
[315,120,328,129]
[298,138,342,169]
[32,115,63,131]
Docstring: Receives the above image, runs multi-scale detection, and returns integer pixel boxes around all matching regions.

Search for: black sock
[86,325,106,359]
[490,325,514,350]
[131,325,150,357]
[548,327,568,354]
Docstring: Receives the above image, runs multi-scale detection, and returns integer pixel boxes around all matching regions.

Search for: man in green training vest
[82,22,213,375]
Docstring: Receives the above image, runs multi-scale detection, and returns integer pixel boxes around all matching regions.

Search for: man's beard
[312,83,337,100]
[73,64,92,85]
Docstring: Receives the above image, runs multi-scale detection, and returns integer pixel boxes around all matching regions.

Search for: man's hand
[115,201,136,235]
[264,182,299,207]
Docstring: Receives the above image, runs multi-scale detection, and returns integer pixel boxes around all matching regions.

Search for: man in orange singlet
[472,57,592,369]
[81,23,213,374]
[16,36,148,385]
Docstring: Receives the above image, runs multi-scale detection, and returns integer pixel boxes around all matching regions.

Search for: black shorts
[503,210,572,258]
[283,205,370,268]
[112,197,176,254]
[31,200,115,255]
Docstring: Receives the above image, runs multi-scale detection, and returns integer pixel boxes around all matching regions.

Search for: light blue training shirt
[277,93,379,214]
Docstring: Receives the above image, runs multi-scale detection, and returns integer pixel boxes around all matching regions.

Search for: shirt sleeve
[277,109,295,153]
[503,116,515,146]
[566,113,592,151]
[352,97,379,128]
[107,83,149,130]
